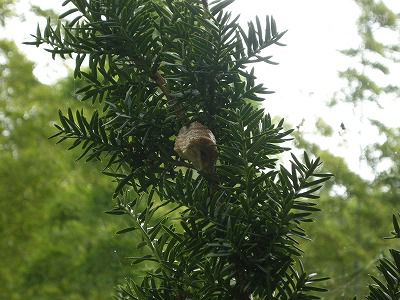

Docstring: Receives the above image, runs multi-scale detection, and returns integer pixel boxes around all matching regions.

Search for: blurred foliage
[315,118,333,137]
[366,120,400,200]
[0,0,15,25]
[293,131,399,299]
[30,5,59,20]
[296,1,400,298]
[337,0,400,105]
[0,40,145,300]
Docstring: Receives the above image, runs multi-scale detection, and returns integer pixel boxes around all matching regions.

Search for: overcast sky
[2,0,399,179]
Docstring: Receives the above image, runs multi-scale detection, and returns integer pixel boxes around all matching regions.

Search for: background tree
[294,132,398,298]
[336,0,400,105]
[295,0,400,298]
[0,0,15,25]
[0,17,143,300]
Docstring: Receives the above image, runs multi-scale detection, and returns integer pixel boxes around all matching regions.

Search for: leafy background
[0,0,399,299]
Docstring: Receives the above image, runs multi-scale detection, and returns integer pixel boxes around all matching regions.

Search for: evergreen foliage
[362,213,400,300]
[28,0,333,298]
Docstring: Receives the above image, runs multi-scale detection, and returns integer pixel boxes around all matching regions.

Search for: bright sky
[2,0,399,179]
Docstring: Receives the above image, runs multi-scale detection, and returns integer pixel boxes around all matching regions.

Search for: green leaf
[210,0,235,15]
[393,214,400,235]
[302,177,331,189]
[116,227,137,234]
[105,209,126,215]
[113,173,136,197]
[74,53,86,78]
[161,224,183,242]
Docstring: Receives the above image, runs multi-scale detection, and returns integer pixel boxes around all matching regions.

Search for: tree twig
[151,71,187,123]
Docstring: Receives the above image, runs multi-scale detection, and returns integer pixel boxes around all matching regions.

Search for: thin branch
[151,71,187,123]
